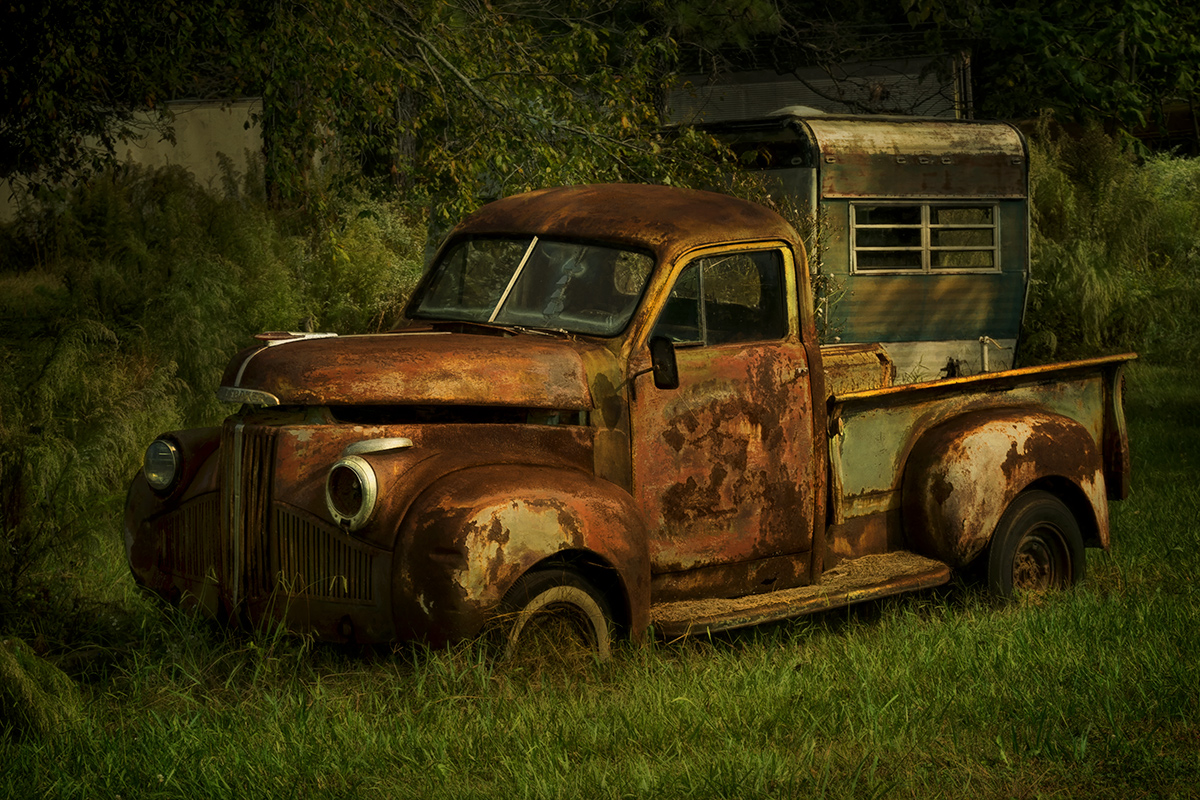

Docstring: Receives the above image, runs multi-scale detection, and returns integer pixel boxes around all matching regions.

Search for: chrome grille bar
[221,419,279,609]
[273,508,375,601]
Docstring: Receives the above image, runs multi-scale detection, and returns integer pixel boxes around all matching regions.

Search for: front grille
[218,419,376,607]
[272,507,375,601]
[221,421,279,605]
[157,494,220,579]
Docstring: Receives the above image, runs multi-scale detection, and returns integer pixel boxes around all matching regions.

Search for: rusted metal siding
[835,271,1026,344]
[800,117,1026,199]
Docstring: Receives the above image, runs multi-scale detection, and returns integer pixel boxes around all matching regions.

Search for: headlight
[143,439,180,493]
[325,456,378,531]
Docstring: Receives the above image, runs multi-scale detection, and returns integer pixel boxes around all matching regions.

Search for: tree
[903,0,1200,130]
[0,0,240,185]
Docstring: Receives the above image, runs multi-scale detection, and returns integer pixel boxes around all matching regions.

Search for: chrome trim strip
[232,347,264,387]
[217,386,281,406]
[233,333,340,387]
[341,437,415,457]
[265,332,338,347]
[229,422,244,609]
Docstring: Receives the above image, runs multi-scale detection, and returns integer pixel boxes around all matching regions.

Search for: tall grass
[0,164,424,627]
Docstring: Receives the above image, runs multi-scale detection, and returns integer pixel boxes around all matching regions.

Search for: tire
[493,567,613,664]
[987,490,1086,598]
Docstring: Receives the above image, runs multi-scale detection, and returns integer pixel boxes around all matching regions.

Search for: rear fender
[903,411,1107,567]
[392,465,650,645]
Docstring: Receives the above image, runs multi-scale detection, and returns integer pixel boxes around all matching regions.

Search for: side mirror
[649,336,679,390]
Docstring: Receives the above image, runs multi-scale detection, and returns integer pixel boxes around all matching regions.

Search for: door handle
[786,366,809,384]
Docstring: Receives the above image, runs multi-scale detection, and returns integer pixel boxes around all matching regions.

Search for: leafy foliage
[1021,123,1200,362]
[904,0,1200,130]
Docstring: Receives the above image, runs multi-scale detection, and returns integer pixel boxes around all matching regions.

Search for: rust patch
[903,411,1104,566]
[223,332,597,410]
[633,338,816,575]
[444,184,802,275]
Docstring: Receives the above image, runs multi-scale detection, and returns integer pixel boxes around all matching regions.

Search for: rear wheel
[987,490,1085,598]
[494,567,613,664]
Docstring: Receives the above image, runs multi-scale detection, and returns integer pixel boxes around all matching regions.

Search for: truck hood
[218,331,595,409]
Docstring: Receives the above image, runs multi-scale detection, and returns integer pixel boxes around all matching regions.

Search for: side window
[851,203,999,273]
[652,250,787,345]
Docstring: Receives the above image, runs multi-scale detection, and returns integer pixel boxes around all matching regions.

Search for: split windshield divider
[488,236,539,323]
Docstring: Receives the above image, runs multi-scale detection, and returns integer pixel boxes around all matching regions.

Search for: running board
[650,551,951,637]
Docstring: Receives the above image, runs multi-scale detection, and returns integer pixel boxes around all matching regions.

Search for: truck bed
[824,353,1135,567]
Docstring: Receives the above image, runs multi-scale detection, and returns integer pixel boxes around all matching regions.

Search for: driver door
[630,246,816,598]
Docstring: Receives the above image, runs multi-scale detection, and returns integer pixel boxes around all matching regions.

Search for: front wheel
[493,567,613,664]
[987,490,1085,598]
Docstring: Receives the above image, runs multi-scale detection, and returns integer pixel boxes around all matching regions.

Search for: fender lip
[391,464,650,646]
[902,410,1106,566]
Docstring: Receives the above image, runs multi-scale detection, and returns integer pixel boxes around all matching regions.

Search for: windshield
[409,237,655,336]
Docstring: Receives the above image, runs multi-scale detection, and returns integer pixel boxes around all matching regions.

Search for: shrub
[1023,124,1200,362]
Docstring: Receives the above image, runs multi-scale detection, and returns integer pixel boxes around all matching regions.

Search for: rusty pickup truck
[124,184,1133,656]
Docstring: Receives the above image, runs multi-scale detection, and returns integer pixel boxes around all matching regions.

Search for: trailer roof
[707,113,1028,198]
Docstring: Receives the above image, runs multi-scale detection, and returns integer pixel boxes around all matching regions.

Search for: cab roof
[447,184,802,265]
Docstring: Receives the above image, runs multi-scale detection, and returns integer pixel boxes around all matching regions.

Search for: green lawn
[2,361,1197,799]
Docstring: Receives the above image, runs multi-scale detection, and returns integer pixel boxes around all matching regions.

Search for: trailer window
[852,203,998,273]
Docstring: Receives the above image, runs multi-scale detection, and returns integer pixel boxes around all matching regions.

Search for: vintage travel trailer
[710,110,1029,382]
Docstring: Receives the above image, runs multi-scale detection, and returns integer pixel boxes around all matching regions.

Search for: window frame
[649,247,790,347]
[850,201,1001,275]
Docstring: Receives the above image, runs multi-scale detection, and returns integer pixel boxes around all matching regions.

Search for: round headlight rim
[143,438,181,494]
[325,455,378,532]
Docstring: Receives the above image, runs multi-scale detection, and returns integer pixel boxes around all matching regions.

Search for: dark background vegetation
[0,2,1198,796]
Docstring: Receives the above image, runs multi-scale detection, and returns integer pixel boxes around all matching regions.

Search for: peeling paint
[454,500,577,603]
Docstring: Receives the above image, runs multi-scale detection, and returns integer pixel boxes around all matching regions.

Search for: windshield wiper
[510,325,571,338]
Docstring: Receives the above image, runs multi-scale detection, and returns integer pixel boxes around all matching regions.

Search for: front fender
[125,426,222,594]
[392,465,650,646]
[902,411,1107,567]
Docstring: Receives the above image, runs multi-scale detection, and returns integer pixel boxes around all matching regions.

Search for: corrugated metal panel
[835,272,1026,342]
